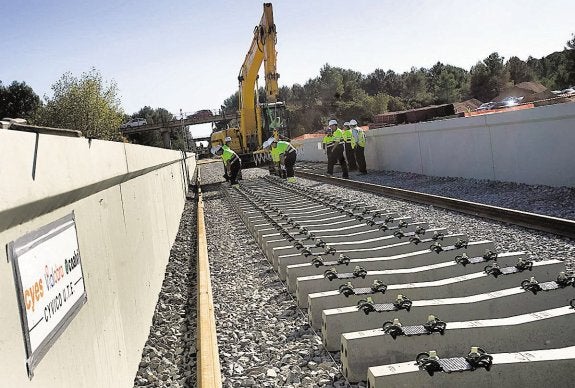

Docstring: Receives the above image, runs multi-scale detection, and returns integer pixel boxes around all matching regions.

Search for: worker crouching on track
[264,137,298,183]
[326,119,349,178]
[211,144,241,187]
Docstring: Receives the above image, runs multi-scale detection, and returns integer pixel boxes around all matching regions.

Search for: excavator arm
[238,3,279,152]
[211,3,286,166]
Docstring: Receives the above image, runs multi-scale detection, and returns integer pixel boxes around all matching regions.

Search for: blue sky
[2,0,574,137]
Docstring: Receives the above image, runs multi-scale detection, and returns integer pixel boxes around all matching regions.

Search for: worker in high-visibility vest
[322,126,335,162]
[263,137,297,183]
[350,119,367,174]
[326,119,348,178]
[211,144,241,186]
[342,121,357,171]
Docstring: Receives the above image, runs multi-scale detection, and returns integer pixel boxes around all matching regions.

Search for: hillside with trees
[2,34,573,144]
[222,34,575,138]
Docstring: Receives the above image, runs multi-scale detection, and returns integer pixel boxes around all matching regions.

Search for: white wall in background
[296,103,575,187]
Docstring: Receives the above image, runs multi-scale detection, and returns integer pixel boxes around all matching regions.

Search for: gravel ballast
[305,162,575,221]
[133,200,198,388]
[134,160,574,387]
[201,162,344,388]
[291,165,575,271]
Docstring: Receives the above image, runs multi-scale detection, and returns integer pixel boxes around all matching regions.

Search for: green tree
[290,84,305,107]
[363,69,386,96]
[526,55,542,79]
[222,91,239,112]
[470,52,510,101]
[363,69,404,97]
[301,78,321,109]
[469,62,492,101]
[382,71,405,97]
[435,70,459,104]
[525,51,566,89]
[387,95,406,112]
[132,106,172,125]
[36,68,124,140]
[505,56,535,84]
[340,68,364,102]
[0,80,41,120]
[334,89,375,123]
[278,86,292,105]
[426,62,470,104]
[370,93,390,114]
[403,67,432,107]
[318,64,345,109]
[565,33,575,85]
[127,129,164,148]
[567,33,575,50]
[125,106,175,148]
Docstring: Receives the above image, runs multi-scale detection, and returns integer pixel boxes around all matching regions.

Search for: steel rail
[196,168,223,388]
[224,176,575,386]
[296,170,575,240]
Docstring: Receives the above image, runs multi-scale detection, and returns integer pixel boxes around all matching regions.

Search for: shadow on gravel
[132,200,199,388]
[181,218,198,388]
[200,182,223,193]
[200,183,230,202]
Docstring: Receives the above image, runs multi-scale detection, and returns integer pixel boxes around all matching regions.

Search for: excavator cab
[262,101,288,141]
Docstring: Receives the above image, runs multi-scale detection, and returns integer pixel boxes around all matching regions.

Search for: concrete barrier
[295,103,575,187]
[0,129,196,387]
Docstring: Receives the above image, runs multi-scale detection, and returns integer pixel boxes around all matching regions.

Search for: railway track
[202,170,575,387]
[295,163,575,239]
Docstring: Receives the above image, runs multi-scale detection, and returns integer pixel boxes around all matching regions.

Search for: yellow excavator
[210,2,288,166]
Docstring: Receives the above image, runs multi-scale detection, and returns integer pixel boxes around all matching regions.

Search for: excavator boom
[211,3,287,165]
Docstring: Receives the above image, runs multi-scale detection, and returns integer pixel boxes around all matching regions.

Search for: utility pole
[180,108,188,151]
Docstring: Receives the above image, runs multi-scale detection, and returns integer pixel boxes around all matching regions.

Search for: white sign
[8,212,87,378]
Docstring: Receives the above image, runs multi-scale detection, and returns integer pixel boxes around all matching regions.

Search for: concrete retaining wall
[295,103,575,187]
[0,129,195,387]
